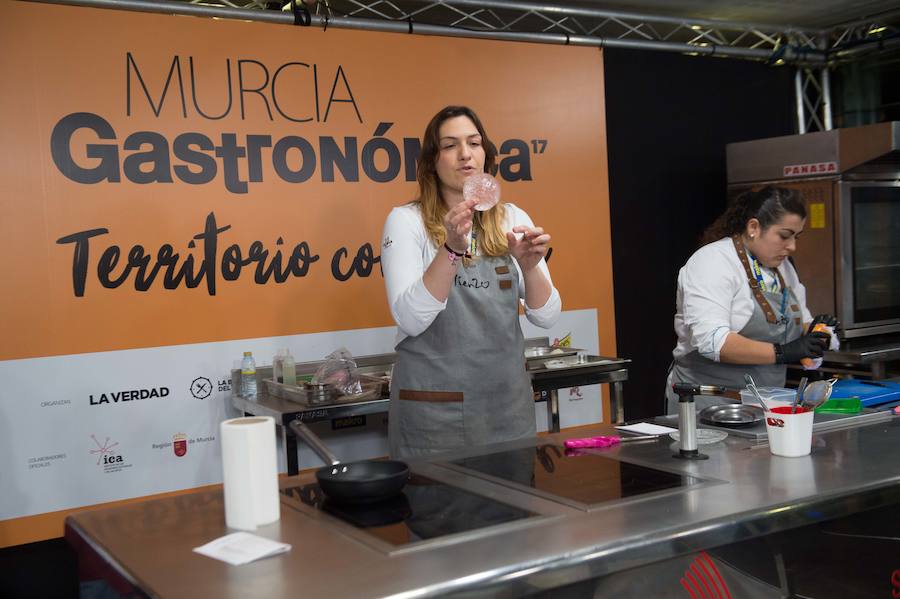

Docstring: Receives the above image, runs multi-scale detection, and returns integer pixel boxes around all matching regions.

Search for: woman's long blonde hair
[415,106,508,259]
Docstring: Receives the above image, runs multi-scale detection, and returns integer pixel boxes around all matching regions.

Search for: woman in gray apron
[381,106,562,458]
[665,187,837,413]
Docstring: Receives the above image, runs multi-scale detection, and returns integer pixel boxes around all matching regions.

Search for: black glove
[776,332,829,364]
[808,314,838,334]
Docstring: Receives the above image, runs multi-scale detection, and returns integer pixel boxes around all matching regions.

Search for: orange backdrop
[0,1,615,547]
[0,1,614,362]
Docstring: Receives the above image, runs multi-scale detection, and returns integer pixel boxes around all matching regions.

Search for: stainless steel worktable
[66,415,900,598]
[232,354,630,475]
[821,339,900,379]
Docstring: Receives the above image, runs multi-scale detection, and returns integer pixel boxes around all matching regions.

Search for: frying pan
[289,420,409,504]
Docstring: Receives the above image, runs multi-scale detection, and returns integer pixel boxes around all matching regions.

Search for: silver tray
[527,354,630,373]
[524,346,581,361]
[699,404,764,428]
[263,375,386,406]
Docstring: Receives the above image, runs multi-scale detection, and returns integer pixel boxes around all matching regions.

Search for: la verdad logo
[90,386,170,406]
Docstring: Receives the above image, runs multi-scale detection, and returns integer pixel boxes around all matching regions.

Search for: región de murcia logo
[173,433,188,457]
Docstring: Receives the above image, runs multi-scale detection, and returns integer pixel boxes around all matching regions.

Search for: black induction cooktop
[445,444,702,509]
[281,473,539,548]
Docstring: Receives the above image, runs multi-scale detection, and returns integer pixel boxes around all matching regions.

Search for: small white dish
[669,429,728,445]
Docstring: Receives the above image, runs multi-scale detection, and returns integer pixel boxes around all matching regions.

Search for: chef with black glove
[665,187,839,413]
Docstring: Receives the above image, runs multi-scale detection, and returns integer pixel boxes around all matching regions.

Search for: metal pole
[830,35,900,61]
[821,66,833,130]
[828,8,900,33]
[24,0,827,64]
[795,68,807,134]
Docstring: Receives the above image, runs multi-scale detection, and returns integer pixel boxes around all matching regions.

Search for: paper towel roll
[220,416,280,530]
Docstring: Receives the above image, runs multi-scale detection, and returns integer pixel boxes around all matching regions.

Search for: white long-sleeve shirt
[381,202,562,343]
[673,236,813,362]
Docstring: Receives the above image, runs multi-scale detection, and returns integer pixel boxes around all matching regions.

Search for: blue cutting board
[831,379,900,407]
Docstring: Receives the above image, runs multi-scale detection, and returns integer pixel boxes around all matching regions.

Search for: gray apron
[388,254,535,459]
[667,239,805,413]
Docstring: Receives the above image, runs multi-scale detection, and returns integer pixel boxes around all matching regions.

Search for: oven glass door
[849,184,900,326]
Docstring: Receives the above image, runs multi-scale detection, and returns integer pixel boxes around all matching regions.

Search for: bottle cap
[243,351,252,357]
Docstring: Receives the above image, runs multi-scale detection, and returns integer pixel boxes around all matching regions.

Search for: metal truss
[794,65,832,134]
[828,15,900,62]
[34,0,900,67]
[178,0,900,64]
[301,0,816,53]
[29,0,900,133]
[789,13,900,133]
[174,0,896,135]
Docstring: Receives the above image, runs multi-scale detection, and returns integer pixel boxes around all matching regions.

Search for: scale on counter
[441,444,707,511]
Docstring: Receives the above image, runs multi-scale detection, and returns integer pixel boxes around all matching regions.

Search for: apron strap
[731,234,778,324]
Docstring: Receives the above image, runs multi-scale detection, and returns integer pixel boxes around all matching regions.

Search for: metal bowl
[303,381,335,404]
[699,404,764,428]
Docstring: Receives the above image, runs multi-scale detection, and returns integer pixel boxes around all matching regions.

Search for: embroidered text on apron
[389,254,535,459]
[666,238,804,413]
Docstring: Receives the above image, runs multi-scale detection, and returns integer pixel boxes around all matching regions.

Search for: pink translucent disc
[463,173,501,211]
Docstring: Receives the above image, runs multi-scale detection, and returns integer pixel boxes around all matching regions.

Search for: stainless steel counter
[66,415,900,598]
[817,336,900,379]
[654,407,892,440]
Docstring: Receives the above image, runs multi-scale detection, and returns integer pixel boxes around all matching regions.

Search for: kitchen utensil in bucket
[743,374,771,412]
[801,378,838,411]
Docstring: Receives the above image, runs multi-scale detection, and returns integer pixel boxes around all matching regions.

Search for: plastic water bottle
[241,351,257,398]
[282,349,296,386]
[272,349,284,383]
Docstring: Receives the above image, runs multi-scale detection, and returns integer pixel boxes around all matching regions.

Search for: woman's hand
[443,199,477,253]
[507,225,551,272]
[778,332,829,364]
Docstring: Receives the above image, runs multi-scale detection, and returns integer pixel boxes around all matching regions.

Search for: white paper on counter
[615,422,678,435]
[193,532,291,566]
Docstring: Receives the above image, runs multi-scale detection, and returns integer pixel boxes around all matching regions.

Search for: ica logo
[90,434,120,466]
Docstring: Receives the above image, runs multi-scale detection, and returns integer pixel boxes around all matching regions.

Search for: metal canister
[672,382,709,461]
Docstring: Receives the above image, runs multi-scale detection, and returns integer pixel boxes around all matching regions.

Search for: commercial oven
[726,122,900,342]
